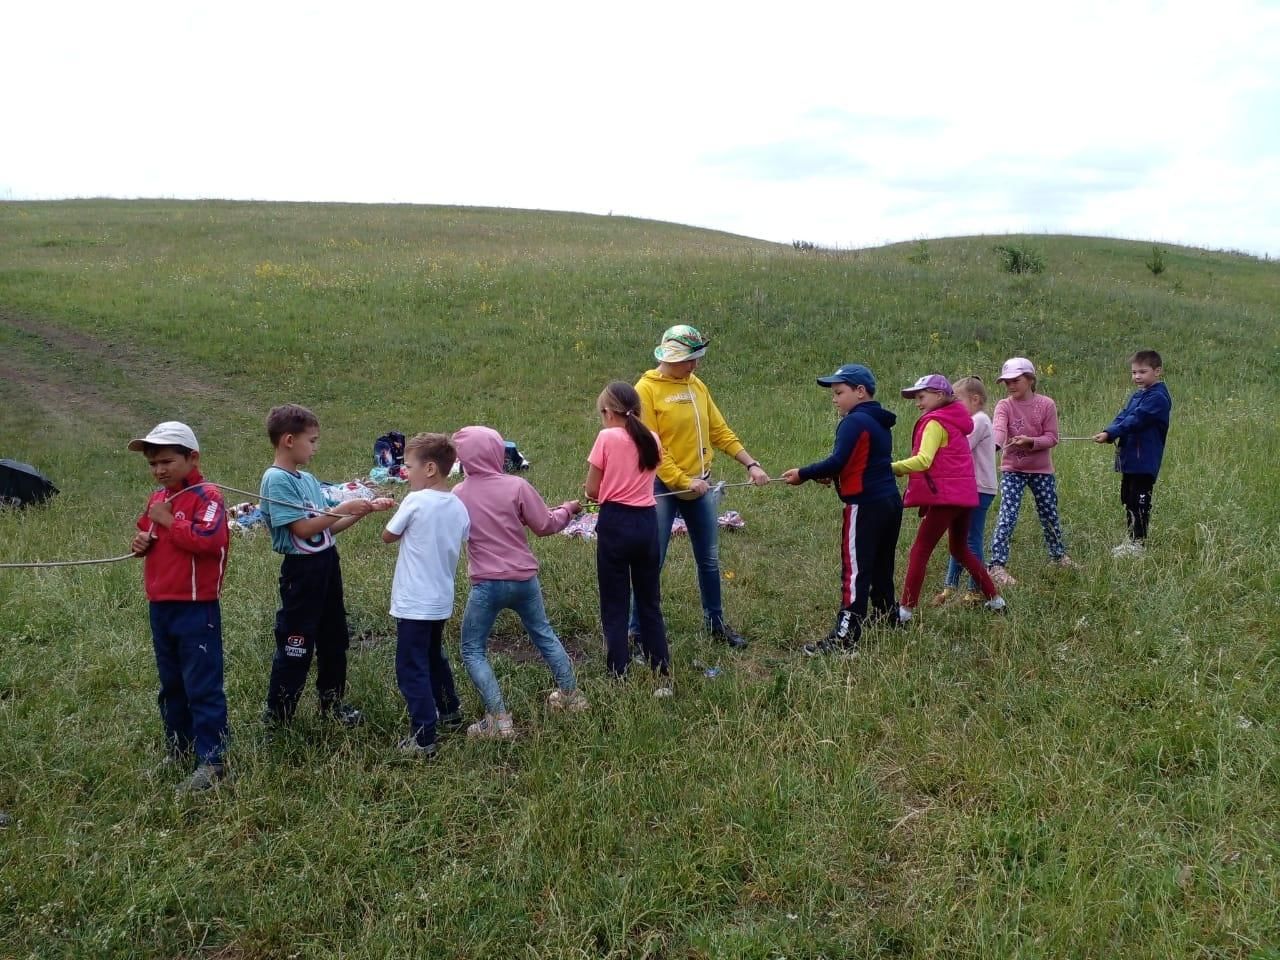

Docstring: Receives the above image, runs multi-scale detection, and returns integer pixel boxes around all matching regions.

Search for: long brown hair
[599,381,660,471]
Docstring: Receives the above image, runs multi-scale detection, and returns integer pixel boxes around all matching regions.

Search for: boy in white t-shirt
[381,433,471,759]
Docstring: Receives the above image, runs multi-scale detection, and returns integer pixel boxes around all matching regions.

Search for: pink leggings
[901,505,998,607]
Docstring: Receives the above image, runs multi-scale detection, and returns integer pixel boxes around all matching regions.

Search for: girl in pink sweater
[988,357,1074,586]
[891,374,1005,623]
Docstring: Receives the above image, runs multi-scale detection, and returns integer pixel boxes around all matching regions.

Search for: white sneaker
[984,596,1008,614]
[898,606,914,624]
[653,685,674,699]
[547,688,590,712]
[1111,541,1145,558]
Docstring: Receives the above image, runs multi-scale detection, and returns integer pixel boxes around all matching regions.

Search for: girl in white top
[935,377,998,604]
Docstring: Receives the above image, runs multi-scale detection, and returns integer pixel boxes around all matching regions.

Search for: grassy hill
[1,200,1277,958]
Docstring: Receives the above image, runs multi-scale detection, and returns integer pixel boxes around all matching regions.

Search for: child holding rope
[933,376,997,605]
[585,381,671,690]
[128,421,230,794]
[988,357,1073,585]
[892,375,1006,623]
[781,364,903,656]
[259,404,393,729]
[453,425,587,739]
[380,433,471,759]
[1093,350,1171,557]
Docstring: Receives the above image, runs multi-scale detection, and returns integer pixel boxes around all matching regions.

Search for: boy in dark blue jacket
[783,364,903,655]
[1093,350,1172,556]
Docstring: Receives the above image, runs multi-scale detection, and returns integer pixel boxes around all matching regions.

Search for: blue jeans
[459,577,577,715]
[150,601,228,766]
[630,480,724,635]
[944,492,995,590]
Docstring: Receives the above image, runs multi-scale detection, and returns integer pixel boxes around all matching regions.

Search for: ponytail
[601,381,660,471]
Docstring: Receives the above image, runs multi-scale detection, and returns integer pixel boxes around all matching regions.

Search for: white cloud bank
[4,0,1278,254]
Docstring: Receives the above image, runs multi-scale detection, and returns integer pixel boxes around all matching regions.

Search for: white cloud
[3,0,1278,255]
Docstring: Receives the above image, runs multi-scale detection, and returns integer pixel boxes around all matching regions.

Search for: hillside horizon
[6,196,1276,262]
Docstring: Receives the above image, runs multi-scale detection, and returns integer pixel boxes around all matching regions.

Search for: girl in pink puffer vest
[892,374,1006,624]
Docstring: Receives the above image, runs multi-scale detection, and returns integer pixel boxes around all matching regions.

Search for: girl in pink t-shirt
[988,357,1074,586]
[585,381,671,687]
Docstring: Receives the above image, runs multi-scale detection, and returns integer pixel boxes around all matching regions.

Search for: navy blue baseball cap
[816,363,876,392]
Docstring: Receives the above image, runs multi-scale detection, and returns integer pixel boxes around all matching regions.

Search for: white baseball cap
[127,421,200,453]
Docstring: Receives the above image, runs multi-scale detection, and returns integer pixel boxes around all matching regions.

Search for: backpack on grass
[373,432,406,467]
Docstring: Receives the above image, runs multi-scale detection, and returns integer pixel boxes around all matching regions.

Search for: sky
[5,1,1280,255]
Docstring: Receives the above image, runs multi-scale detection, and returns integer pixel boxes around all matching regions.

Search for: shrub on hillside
[1147,246,1166,276]
[993,242,1046,274]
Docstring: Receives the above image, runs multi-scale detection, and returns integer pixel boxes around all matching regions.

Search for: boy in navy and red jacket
[1093,349,1172,556]
[128,421,229,794]
[783,364,903,655]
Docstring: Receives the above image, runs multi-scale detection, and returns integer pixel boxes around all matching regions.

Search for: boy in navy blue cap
[783,364,903,655]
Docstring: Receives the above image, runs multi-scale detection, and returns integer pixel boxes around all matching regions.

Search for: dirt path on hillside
[1,309,239,412]
[0,350,139,430]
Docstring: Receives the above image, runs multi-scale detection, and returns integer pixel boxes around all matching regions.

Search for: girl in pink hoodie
[891,375,1006,624]
[452,426,586,739]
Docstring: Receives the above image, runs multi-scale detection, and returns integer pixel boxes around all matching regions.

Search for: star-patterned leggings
[988,471,1066,565]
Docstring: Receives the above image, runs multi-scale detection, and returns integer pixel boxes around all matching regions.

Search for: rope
[0,478,361,569]
[1,474,781,568]
[652,477,786,498]
[0,553,138,569]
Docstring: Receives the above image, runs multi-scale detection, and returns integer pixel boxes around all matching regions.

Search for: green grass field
[1,200,1277,959]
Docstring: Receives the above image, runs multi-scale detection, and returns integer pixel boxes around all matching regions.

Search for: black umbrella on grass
[0,459,59,507]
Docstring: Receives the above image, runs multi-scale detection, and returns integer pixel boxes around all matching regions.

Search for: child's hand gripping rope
[652,476,786,499]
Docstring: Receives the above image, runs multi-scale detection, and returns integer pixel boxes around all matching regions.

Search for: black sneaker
[260,705,292,730]
[436,708,467,734]
[321,702,364,728]
[802,636,859,658]
[710,621,749,649]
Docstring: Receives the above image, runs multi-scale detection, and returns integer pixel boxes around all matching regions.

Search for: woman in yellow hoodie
[631,325,770,648]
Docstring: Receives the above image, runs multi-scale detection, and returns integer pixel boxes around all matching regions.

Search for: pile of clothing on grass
[561,510,744,541]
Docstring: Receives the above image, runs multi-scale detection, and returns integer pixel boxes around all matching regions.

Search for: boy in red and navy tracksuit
[128,421,230,793]
[783,364,903,655]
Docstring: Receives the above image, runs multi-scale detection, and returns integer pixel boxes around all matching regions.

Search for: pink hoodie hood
[452,425,577,583]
